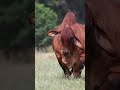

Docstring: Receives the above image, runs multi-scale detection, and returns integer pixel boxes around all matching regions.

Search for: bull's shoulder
[79,24,85,29]
[73,23,85,30]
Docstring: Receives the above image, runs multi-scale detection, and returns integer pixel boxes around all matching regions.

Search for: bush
[35,3,58,49]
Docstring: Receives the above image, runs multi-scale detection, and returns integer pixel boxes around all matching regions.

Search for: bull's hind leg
[57,58,71,78]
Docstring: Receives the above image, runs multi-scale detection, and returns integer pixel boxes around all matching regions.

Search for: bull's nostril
[63,52,70,56]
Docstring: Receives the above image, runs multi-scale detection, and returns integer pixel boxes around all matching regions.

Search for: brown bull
[48,12,85,78]
[86,0,120,90]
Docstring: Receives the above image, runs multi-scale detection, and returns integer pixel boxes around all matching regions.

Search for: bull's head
[48,27,83,56]
[61,27,78,56]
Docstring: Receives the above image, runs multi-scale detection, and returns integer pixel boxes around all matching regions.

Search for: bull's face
[48,27,83,66]
[60,27,75,56]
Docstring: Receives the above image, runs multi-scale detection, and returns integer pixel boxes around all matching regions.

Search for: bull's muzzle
[61,49,71,56]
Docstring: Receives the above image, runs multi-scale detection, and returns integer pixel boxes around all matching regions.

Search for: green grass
[35,52,85,90]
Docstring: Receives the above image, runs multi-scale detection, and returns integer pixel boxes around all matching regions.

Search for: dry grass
[35,51,85,90]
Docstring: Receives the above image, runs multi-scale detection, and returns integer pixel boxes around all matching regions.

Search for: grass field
[35,51,85,90]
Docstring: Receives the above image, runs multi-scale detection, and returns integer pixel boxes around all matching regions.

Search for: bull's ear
[47,30,59,37]
[74,38,83,49]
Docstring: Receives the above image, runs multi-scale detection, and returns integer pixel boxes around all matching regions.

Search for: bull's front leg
[73,63,81,78]
[57,58,71,78]
[73,56,85,78]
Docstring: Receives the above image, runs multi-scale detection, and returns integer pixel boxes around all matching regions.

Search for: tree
[36,0,85,23]
[35,3,58,49]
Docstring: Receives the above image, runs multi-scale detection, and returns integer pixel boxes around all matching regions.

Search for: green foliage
[37,0,85,23]
[35,3,58,48]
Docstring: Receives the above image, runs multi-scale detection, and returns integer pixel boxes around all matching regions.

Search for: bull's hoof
[74,75,81,79]
[65,75,70,79]
[73,73,81,78]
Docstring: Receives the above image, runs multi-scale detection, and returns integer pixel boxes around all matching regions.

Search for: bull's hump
[66,12,74,15]
[63,12,76,26]
[57,12,77,32]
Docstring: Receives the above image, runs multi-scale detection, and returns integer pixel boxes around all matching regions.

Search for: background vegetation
[35,3,58,50]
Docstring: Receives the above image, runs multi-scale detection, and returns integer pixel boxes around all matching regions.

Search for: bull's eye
[61,38,64,44]
[70,37,73,40]
[69,38,74,44]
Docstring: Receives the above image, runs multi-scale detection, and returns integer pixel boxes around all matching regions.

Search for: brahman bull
[48,12,85,78]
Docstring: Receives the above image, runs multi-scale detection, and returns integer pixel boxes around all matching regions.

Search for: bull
[48,12,85,78]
